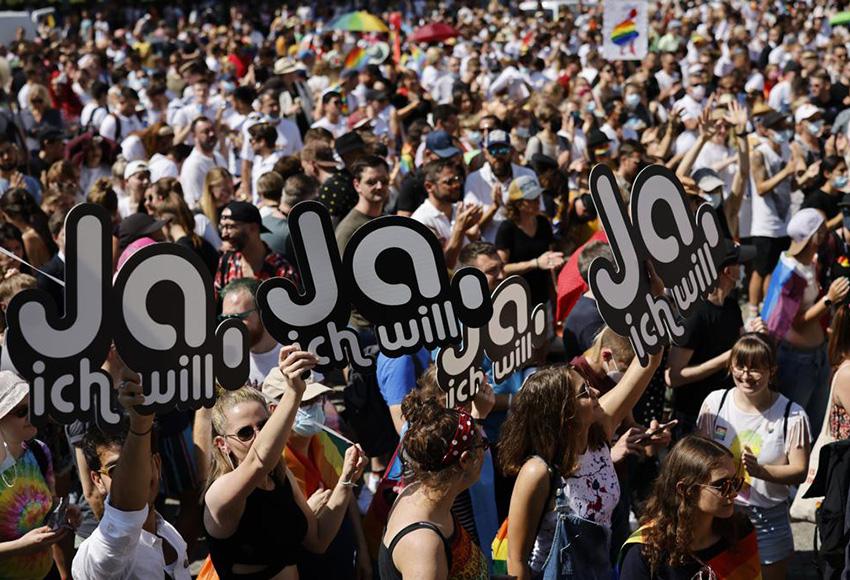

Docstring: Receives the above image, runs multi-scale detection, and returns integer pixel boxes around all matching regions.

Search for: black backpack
[805,439,850,577]
[341,348,424,457]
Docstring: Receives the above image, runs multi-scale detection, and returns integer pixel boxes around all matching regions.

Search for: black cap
[118,213,167,250]
[783,61,801,74]
[587,129,611,149]
[335,131,365,158]
[530,153,558,173]
[365,89,387,102]
[720,241,757,268]
[759,111,788,130]
[222,201,270,233]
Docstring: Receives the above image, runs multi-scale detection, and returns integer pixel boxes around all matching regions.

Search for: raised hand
[277,345,319,395]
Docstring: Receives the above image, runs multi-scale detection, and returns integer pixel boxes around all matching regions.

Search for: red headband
[440,410,475,466]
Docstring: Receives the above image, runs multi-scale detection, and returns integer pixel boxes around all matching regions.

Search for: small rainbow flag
[344,46,369,71]
[491,518,510,575]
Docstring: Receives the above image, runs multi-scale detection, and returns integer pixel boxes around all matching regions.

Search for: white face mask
[605,359,625,384]
[691,84,706,101]
[293,401,326,437]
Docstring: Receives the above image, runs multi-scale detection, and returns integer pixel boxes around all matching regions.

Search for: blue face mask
[625,93,641,109]
[293,401,325,437]
[516,126,530,138]
[466,130,482,146]
[773,129,793,143]
[833,175,849,189]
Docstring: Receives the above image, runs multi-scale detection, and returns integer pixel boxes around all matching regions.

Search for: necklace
[1,463,17,488]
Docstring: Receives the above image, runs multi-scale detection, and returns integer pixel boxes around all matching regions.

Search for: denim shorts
[739,502,794,565]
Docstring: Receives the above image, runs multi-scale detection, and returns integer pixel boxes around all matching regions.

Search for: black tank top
[206,473,308,579]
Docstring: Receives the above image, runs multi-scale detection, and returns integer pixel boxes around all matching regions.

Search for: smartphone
[635,420,678,444]
[45,497,68,530]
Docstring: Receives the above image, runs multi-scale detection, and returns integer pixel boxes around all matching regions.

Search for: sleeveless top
[378,517,488,580]
[206,472,308,580]
[830,403,850,439]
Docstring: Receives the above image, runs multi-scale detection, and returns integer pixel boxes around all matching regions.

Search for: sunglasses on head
[217,308,257,322]
[224,418,268,442]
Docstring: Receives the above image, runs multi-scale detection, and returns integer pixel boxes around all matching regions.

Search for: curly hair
[497,366,582,478]
[640,435,738,573]
[400,388,483,491]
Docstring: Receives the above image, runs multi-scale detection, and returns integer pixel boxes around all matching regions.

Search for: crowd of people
[0,1,849,579]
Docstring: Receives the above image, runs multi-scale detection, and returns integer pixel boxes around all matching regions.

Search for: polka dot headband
[440,410,475,466]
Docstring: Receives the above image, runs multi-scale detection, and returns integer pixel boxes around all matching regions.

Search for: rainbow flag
[618,525,762,579]
[611,20,639,46]
[317,429,347,479]
[491,518,510,575]
[344,46,369,71]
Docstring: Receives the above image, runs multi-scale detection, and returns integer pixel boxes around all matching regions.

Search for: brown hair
[498,366,582,478]
[45,160,79,189]
[0,272,35,331]
[503,197,524,223]
[154,189,202,249]
[640,435,739,573]
[829,305,850,366]
[727,333,777,387]
[87,177,118,211]
[400,388,484,490]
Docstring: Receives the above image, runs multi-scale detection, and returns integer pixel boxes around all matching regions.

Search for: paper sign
[257,200,492,371]
[587,164,725,365]
[603,0,648,61]
[5,204,249,428]
[436,276,548,408]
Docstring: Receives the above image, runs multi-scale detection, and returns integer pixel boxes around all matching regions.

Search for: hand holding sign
[277,345,319,397]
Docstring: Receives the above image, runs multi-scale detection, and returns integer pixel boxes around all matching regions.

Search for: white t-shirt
[179,148,226,209]
[749,142,792,238]
[80,102,108,132]
[249,343,282,386]
[251,152,283,205]
[698,389,810,508]
[99,113,145,143]
[411,198,460,249]
[241,117,303,163]
[463,163,537,242]
[311,116,348,139]
[563,445,620,527]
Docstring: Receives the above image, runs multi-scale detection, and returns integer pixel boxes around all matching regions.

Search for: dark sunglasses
[698,475,744,497]
[224,418,268,442]
[218,308,257,322]
[10,404,28,419]
[488,146,512,156]
[98,462,119,478]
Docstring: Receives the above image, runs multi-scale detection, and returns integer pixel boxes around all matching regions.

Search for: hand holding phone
[635,420,678,444]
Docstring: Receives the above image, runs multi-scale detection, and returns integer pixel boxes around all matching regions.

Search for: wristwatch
[824,297,833,308]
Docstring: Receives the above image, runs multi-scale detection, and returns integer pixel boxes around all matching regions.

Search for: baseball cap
[692,167,724,193]
[263,367,331,403]
[786,208,825,256]
[124,160,150,180]
[794,103,821,123]
[118,213,167,250]
[719,241,757,268]
[759,111,788,130]
[222,201,271,233]
[507,175,543,202]
[335,132,365,158]
[426,130,461,158]
[485,129,511,149]
[0,371,28,420]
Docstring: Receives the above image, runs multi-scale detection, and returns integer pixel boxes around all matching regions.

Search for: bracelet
[129,424,153,437]
[339,480,357,488]
[535,257,540,269]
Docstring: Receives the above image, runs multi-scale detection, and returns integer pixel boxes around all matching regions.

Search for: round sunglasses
[223,418,268,443]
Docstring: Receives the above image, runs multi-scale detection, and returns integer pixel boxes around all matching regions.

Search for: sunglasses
[224,418,268,442]
[98,462,119,478]
[218,308,257,322]
[10,404,28,419]
[488,146,512,156]
[698,475,744,497]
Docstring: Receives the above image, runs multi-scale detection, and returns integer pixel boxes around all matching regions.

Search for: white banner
[603,0,648,61]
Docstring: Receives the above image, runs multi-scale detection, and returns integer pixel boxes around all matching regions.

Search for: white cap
[745,74,765,94]
[786,207,825,256]
[124,160,150,180]
[148,157,178,183]
[794,103,821,123]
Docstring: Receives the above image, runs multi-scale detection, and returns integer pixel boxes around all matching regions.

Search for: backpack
[805,439,850,576]
[341,348,424,458]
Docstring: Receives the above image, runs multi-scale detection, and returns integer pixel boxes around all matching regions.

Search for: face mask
[265,114,280,123]
[466,130,482,146]
[691,84,706,101]
[0,442,14,475]
[516,126,530,138]
[773,129,792,143]
[293,401,325,437]
[834,175,849,189]
[625,93,641,109]
[807,120,824,136]
[604,359,624,384]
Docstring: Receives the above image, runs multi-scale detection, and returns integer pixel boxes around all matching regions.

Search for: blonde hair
[200,167,232,229]
[28,83,50,107]
[206,386,285,493]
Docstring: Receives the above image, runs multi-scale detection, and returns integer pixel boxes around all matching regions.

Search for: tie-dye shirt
[0,441,54,579]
